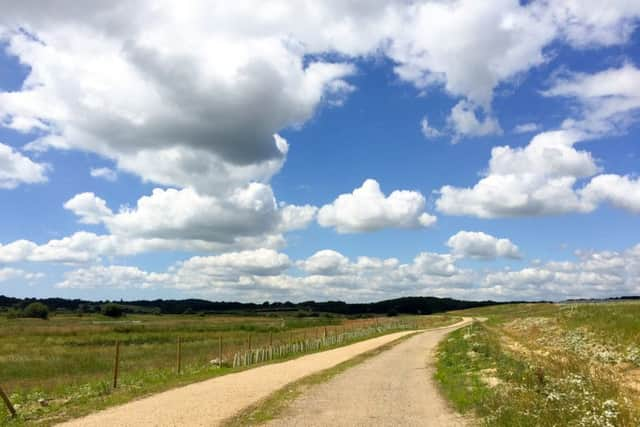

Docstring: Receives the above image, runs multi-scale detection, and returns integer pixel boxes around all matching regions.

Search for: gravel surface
[58,327,455,427]
[264,320,471,427]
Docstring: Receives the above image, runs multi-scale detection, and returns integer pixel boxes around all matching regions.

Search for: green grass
[438,303,640,426]
[0,312,455,425]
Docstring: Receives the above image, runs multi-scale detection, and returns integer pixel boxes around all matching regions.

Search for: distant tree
[101,303,124,318]
[23,302,49,319]
[386,307,399,317]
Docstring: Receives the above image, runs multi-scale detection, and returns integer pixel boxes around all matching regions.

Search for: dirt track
[265,320,471,426]
[59,319,471,427]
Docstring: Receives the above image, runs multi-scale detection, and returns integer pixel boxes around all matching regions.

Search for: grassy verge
[222,332,419,427]
[436,321,640,426]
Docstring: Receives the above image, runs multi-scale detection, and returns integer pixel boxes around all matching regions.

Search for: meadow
[0,311,455,425]
[438,302,640,426]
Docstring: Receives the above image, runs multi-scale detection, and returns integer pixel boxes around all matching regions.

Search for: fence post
[218,336,223,368]
[176,337,182,374]
[112,340,120,389]
[269,331,273,347]
[248,334,252,352]
[0,384,16,418]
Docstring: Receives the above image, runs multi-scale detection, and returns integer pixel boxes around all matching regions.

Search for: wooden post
[176,337,182,374]
[324,326,327,339]
[0,384,16,418]
[269,331,273,347]
[218,336,222,368]
[248,334,252,352]
[112,340,120,389]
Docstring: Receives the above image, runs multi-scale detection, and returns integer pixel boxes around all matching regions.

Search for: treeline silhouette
[0,295,506,316]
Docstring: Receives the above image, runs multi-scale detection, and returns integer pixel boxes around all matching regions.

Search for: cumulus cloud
[0,142,48,189]
[297,250,350,276]
[1,0,638,187]
[447,231,521,260]
[90,167,117,182]
[447,101,502,141]
[64,192,113,225]
[482,244,640,300]
[514,122,540,134]
[437,129,599,217]
[318,179,436,233]
[437,67,640,219]
[61,184,315,254]
[580,174,640,213]
[49,241,640,302]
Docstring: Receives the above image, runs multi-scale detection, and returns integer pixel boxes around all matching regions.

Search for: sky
[0,0,639,302]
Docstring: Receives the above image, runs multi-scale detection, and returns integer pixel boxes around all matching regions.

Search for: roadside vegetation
[438,302,640,426]
[0,311,456,425]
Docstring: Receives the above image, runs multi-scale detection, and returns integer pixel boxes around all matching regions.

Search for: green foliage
[22,302,49,319]
[101,303,124,318]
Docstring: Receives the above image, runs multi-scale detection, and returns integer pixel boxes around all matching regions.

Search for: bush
[23,302,49,319]
[101,303,124,318]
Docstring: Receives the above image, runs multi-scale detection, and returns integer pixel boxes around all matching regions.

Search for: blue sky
[0,1,639,302]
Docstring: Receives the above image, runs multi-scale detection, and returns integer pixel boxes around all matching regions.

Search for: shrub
[23,302,49,319]
[101,303,124,318]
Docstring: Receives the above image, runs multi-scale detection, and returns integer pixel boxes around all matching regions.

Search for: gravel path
[265,320,471,427]
[59,319,470,427]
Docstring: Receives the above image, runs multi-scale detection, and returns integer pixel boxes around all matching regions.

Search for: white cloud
[420,116,442,138]
[318,179,436,233]
[90,167,117,182]
[447,101,502,140]
[297,250,350,276]
[0,267,43,283]
[277,204,318,232]
[437,129,598,217]
[581,174,640,213]
[514,122,540,134]
[0,142,48,189]
[57,265,170,289]
[437,63,640,219]
[62,184,315,253]
[176,249,291,283]
[482,244,640,300]
[0,6,355,193]
[50,241,640,302]
[64,192,113,225]
[1,0,638,188]
[543,64,640,134]
[447,231,521,260]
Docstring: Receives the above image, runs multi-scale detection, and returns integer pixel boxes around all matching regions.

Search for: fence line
[231,319,420,368]
[105,317,426,390]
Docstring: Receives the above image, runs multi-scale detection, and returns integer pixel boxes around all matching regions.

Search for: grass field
[0,311,456,425]
[437,302,640,426]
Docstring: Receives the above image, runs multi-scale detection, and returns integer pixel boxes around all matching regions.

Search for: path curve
[265,319,472,427]
[58,318,471,427]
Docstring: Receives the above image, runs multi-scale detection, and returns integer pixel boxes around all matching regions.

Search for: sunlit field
[437,302,640,426]
[0,312,456,425]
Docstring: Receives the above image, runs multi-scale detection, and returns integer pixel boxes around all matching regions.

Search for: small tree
[23,302,49,319]
[101,303,124,318]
